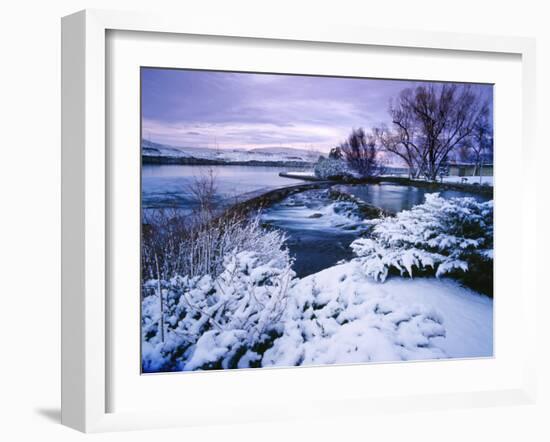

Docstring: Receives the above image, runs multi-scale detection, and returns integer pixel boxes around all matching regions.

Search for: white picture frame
[61,9,537,433]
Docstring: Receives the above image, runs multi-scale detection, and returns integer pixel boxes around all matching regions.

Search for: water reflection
[142,164,307,208]
[142,165,492,278]
[337,182,490,213]
[262,183,491,278]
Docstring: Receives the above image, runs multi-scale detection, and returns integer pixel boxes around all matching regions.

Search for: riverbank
[143,155,315,168]
[383,176,494,196]
[142,172,494,371]
[142,163,493,292]
[227,180,393,220]
[279,171,494,197]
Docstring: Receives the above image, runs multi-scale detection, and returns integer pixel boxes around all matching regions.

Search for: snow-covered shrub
[262,267,447,366]
[314,156,353,180]
[351,193,493,291]
[142,224,295,372]
[143,211,289,281]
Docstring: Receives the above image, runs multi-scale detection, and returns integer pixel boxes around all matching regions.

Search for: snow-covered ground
[279,170,494,188]
[142,258,493,372]
[142,190,493,372]
[440,175,494,186]
[409,175,493,186]
[281,170,316,178]
[264,261,492,366]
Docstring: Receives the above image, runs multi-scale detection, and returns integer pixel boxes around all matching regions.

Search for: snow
[314,157,353,179]
[282,171,316,178]
[184,330,245,371]
[263,261,492,366]
[351,193,493,283]
[437,176,493,186]
[142,191,494,372]
[142,140,190,158]
[141,245,295,372]
[249,146,323,159]
[143,255,493,371]
[142,140,322,163]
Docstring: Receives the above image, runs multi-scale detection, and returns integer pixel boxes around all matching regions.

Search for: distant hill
[142,140,322,165]
[142,139,191,158]
[248,146,324,160]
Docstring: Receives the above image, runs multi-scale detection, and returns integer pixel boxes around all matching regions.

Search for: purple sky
[141,68,493,153]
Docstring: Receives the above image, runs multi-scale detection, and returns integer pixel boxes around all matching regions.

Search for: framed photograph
[139,67,495,374]
[61,9,537,432]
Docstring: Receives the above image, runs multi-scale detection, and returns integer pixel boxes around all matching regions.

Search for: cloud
[142,118,347,151]
[141,68,493,150]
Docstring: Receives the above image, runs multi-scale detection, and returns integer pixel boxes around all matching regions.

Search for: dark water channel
[261,183,491,278]
[142,164,492,279]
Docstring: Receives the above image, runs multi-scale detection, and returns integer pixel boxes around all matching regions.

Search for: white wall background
[0,1,547,441]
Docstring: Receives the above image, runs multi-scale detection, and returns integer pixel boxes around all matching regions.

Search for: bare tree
[187,167,218,220]
[375,125,420,179]
[339,128,384,178]
[387,84,487,181]
[469,104,493,184]
[456,144,472,163]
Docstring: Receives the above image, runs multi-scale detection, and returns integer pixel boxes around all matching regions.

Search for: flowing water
[261,182,491,277]
[142,165,492,277]
[336,182,490,213]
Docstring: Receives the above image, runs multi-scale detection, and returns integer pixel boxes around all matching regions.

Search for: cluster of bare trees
[334,128,384,178]
[381,84,492,181]
[379,84,490,180]
[465,105,493,181]
[332,84,492,181]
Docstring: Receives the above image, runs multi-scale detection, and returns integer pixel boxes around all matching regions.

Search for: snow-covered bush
[314,156,353,180]
[142,169,290,283]
[262,267,448,366]
[142,225,295,372]
[351,193,493,292]
[143,211,289,280]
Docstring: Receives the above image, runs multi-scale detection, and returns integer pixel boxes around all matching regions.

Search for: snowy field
[407,175,493,186]
[440,175,494,186]
[141,192,493,372]
[264,262,492,367]
[142,257,493,372]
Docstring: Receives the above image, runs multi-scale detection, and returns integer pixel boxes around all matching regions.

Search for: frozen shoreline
[142,189,494,371]
[263,261,493,367]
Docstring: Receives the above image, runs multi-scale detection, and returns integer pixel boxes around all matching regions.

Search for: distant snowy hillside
[142,139,322,164]
[142,140,191,158]
[249,146,324,160]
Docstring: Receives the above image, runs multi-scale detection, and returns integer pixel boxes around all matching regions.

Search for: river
[261,183,491,277]
[142,164,308,209]
[142,164,492,278]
